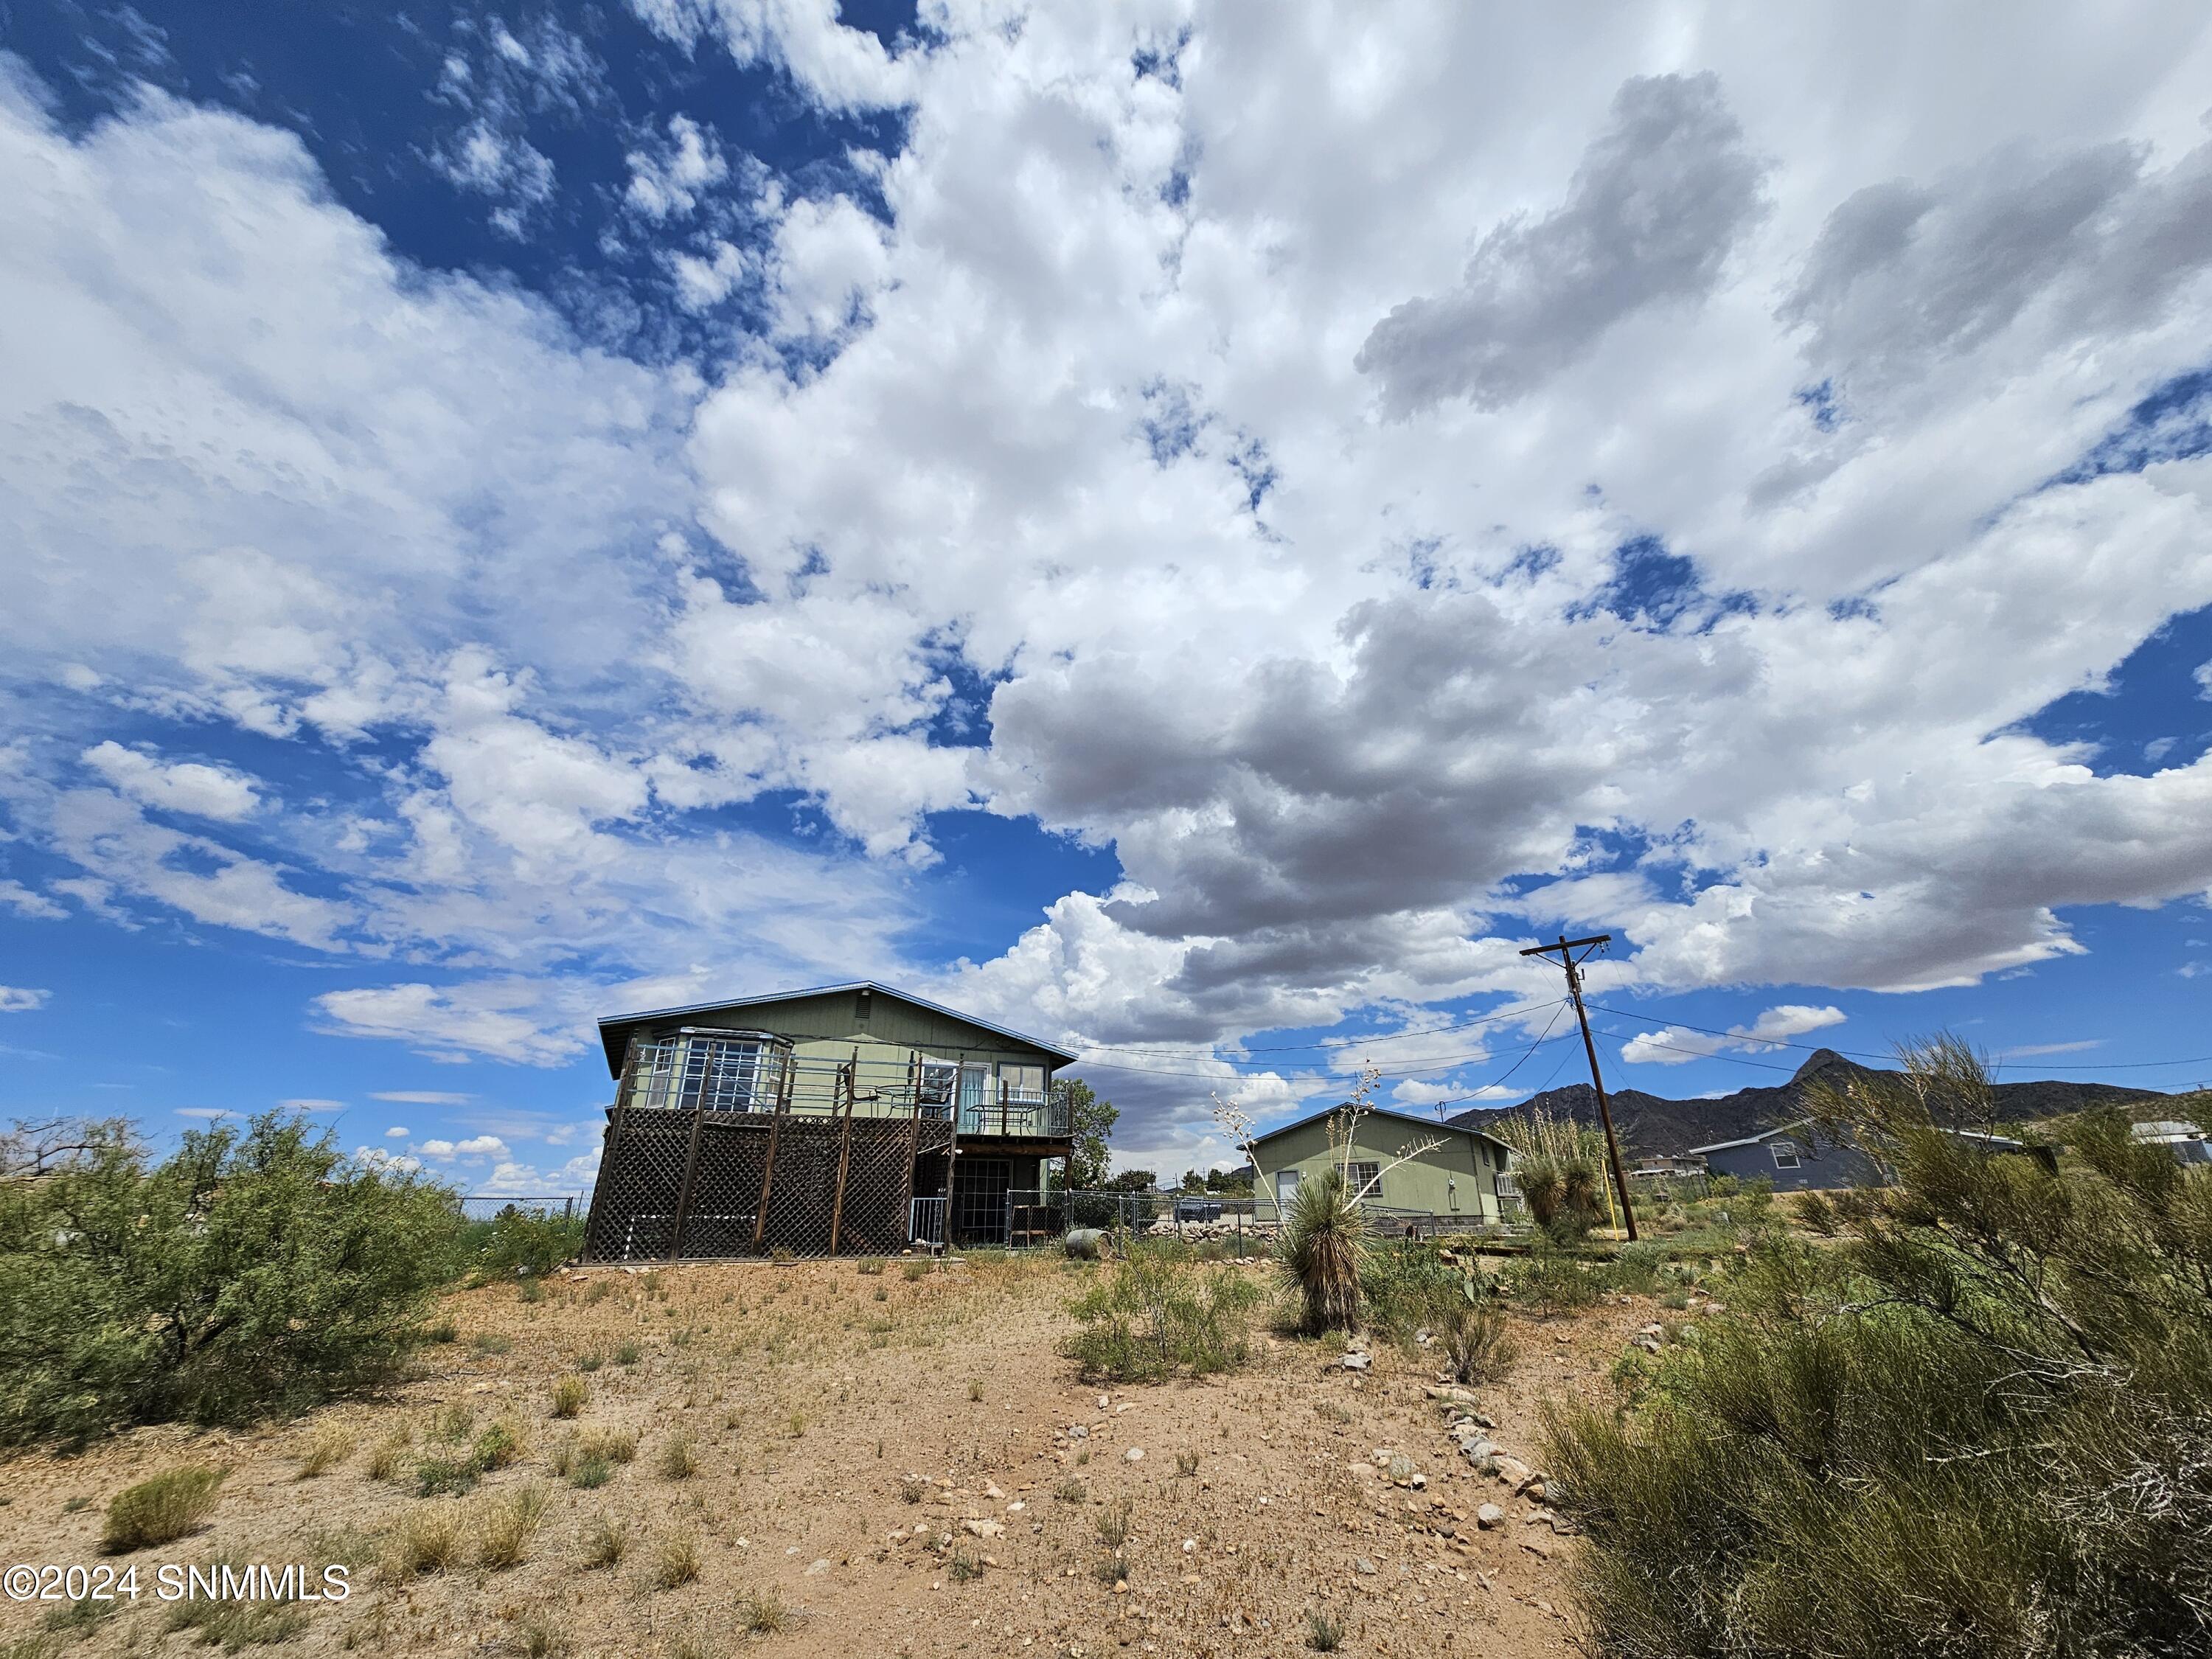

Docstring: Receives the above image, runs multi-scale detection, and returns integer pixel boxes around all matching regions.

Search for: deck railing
[616,1040,1070,1138]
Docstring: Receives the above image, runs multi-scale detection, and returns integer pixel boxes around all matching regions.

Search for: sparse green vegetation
[1062,1247,1260,1382]
[1547,1038,2212,1658]
[1304,1607,1346,1652]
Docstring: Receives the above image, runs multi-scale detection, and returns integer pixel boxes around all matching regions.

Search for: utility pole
[1519,933,1638,1243]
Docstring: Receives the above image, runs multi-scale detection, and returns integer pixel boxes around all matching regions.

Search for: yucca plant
[1278,1166,1366,1335]
[1492,1099,1609,1237]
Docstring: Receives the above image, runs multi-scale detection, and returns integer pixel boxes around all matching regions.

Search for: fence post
[751,1060,792,1254]
[828,1048,860,1254]
[668,1099,708,1263]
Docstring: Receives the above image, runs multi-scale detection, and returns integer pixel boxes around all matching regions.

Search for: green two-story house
[584,982,1077,1261]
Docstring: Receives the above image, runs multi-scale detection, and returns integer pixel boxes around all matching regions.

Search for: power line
[1066,998,1563,1061]
[1069,1036,1536,1083]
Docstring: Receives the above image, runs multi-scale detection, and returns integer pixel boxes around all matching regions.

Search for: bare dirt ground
[0,1253,1666,1658]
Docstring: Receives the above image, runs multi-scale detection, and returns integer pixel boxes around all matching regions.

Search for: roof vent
[855,987,872,1020]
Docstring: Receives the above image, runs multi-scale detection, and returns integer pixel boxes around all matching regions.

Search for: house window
[1495,1172,1521,1203]
[1345,1161,1381,1197]
[917,1057,959,1109]
[1001,1063,1046,1105]
[680,1037,768,1113]
[1770,1140,1802,1170]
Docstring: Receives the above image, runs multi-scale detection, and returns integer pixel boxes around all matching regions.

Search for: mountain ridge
[1445,1048,2167,1156]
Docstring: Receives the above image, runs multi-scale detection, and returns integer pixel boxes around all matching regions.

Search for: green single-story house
[1247,1104,1518,1227]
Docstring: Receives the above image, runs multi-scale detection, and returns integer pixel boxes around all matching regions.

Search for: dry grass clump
[575,1425,637,1464]
[102,1467,223,1553]
[550,1374,588,1419]
[657,1430,699,1480]
[391,1505,464,1575]
[476,1483,549,1570]
[367,1427,414,1482]
[580,1512,629,1568]
[296,1421,357,1479]
[735,1586,790,1633]
[1441,1300,1517,1385]
[650,1528,701,1589]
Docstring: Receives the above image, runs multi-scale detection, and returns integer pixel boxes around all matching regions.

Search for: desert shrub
[1440,1298,1517,1385]
[576,1425,636,1464]
[0,1114,465,1445]
[1604,1242,1664,1295]
[414,1455,478,1498]
[1304,1607,1347,1652]
[367,1430,411,1482]
[735,1586,789,1633]
[1276,1167,1366,1334]
[1062,1249,1259,1382]
[1501,1239,1599,1318]
[468,1208,583,1281]
[1358,1239,1459,1343]
[1545,1037,2212,1658]
[551,1374,588,1419]
[471,1420,526,1471]
[102,1467,223,1553]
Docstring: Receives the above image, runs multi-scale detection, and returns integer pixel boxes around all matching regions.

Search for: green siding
[1250,1113,1511,1225]
[609,988,1067,1138]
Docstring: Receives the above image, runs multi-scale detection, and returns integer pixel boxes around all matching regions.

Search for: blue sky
[5,2,2212,1189]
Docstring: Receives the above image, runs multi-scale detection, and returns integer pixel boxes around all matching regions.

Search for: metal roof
[1691,1121,2033,1156]
[1247,1100,1517,1155]
[1687,1119,1811,1156]
[595,980,1080,1077]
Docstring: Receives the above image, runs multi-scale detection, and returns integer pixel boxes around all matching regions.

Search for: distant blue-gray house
[1690,1120,1883,1192]
[1691,1119,2058,1191]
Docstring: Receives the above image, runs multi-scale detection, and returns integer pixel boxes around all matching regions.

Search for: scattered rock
[1124,1448,1144,1462]
[1339,1351,1372,1371]
[1476,1504,1504,1530]
[805,1558,832,1576]
[1068,1425,1090,1439]
[1522,1537,1556,1560]
[1354,1557,1378,1576]
[962,1519,1005,1539]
